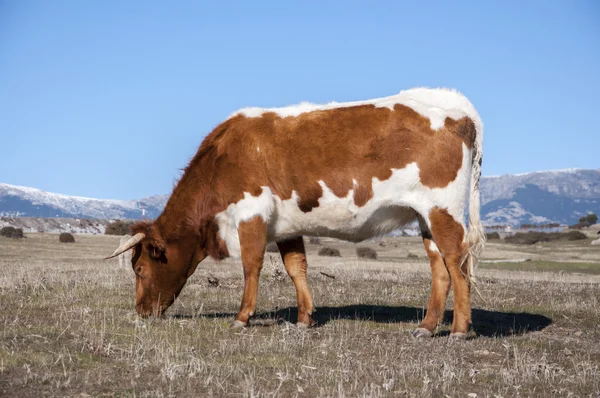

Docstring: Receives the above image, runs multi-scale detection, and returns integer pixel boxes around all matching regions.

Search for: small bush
[59,232,75,243]
[486,232,500,240]
[569,222,591,230]
[520,223,561,229]
[309,237,321,245]
[563,231,587,241]
[505,232,546,245]
[505,231,587,245]
[407,253,419,259]
[579,213,598,225]
[0,226,24,239]
[58,232,75,243]
[105,220,134,235]
[265,242,279,253]
[318,247,341,257]
[356,247,377,260]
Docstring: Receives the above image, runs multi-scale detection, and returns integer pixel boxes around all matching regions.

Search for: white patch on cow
[257,146,260,153]
[429,240,441,254]
[230,87,481,132]
[216,144,471,258]
[215,187,275,258]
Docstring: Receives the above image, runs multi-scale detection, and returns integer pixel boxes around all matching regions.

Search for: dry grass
[0,233,599,397]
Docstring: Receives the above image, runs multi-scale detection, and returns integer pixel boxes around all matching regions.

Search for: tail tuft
[463,114,486,293]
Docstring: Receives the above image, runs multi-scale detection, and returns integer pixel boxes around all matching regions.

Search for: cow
[106,87,485,339]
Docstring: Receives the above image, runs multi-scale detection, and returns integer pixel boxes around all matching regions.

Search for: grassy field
[0,233,599,397]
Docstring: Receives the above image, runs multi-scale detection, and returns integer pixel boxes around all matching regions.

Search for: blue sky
[0,1,598,199]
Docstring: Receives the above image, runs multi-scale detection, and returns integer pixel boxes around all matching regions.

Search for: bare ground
[0,233,599,397]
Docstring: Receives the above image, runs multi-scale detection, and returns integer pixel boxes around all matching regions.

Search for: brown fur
[235,216,267,324]
[419,235,450,333]
[277,237,315,326]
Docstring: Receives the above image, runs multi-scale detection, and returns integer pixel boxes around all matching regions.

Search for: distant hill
[480,169,600,226]
[1,168,599,226]
[0,183,167,220]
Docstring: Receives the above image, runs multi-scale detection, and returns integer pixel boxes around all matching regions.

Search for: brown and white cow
[106,87,485,338]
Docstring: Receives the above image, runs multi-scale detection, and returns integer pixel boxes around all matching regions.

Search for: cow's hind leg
[231,216,267,329]
[413,220,451,338]
[277,237,315,327]
[427,207,471,338]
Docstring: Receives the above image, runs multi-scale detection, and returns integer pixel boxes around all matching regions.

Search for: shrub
[505,232,547,245]
[569,222,591,230]
[563,231,587,241]
[308,237,321,245]
[520,223,561,229]
[265,242,279,253]
[579,213,598,225]
[486,232,500,240]
[0,226,24,239]
[356,247,377,260]
[318,247,341,257]
[105,220,134,235]
[59,232,75,243]
[407,253,419,259]
[505,231,587,245]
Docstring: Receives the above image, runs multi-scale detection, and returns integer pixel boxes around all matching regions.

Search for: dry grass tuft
[0,226,24,239]
[58,232,75,243]
[318,247,341,257]
[505,231,587,244]
[105,220,134,236]
[356,246,377,259]
[486,231,501,240]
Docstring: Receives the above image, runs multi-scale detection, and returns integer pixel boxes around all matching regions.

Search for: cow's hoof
[297,316,316,329]
[449,332,468,340]
[412,328,433,338]
[230,320,247,329]
[297,321,311,329]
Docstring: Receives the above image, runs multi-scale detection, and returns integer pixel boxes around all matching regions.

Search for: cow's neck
[155,142,221,244]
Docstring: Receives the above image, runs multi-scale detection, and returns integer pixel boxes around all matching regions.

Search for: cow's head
[105,220,227,317]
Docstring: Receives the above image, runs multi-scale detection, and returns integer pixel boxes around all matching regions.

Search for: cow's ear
[133,222,167,263]
[148,242,167,264]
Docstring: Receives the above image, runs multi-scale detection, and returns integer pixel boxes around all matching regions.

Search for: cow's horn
[104,232,145,259]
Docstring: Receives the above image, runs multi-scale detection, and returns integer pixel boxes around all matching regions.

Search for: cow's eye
[134,265,143,278]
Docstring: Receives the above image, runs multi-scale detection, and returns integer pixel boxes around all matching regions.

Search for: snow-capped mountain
[0,183,168,220]
[480,168,600,226]
[1,168,599,226]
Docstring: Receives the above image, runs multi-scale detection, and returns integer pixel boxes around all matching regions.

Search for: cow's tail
[463,114,486,295]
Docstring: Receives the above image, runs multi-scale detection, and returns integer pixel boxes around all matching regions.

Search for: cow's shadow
[172,305,551,337]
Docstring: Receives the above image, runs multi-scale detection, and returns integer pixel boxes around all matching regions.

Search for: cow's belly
[268,198,417,242]
[267,182,420,242]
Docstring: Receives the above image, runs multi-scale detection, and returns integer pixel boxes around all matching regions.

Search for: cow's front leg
[231,216,267,329]
[277,237,315,327]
